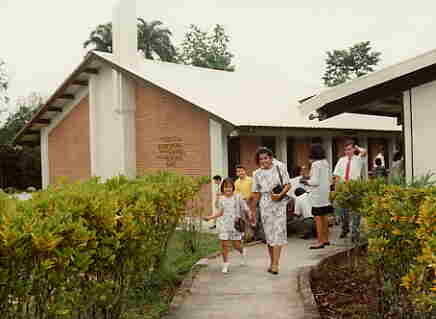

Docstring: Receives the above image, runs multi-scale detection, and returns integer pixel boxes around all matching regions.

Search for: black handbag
[272,165,286,200]
[234,197,246,233]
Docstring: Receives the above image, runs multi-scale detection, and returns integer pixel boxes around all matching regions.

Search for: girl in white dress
[204,178,250,273]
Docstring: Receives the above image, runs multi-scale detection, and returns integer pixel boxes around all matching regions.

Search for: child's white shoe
[240,249,247,266]
[222,262,230,273]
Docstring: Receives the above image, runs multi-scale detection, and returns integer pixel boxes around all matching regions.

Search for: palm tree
[84,19,176,62]
[83,23,113,53]
[137,19,176,62]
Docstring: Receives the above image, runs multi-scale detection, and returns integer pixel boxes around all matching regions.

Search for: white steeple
[112,0,138,70]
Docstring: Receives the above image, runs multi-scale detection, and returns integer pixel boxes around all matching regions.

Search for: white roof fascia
[298,47,436,115]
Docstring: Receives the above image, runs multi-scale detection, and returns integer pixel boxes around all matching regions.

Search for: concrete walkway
[167,227,351,319]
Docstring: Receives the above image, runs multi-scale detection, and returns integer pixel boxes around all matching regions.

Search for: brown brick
[48,96,91,184]
[135,84,211,205]
[239,136,261,176]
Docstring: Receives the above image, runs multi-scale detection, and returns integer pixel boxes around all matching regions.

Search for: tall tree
[83,19,177,62]
[0,92,42,144]
[322,41,381,87]
[0,59,9,110]
[177,24,235,71]
[137,18,176,61]
[83,23,113,53]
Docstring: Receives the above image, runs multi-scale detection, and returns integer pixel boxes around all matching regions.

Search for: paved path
[167,226,351,319]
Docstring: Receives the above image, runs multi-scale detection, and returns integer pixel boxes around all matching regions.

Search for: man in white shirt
[333,140,367,243]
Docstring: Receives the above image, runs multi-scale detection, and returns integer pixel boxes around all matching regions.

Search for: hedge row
[332,180,436,317]
[0,172,209,319]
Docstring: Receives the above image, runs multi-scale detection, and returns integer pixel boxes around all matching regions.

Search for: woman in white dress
[204,178,249,273]
[301,144,333,249]
[251,147,291,275]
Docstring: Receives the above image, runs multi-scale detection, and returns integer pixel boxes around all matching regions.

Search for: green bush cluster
[0,172,209,319]
[332,179,436,317]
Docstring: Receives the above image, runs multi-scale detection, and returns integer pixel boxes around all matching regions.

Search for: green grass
[125,231,220,319]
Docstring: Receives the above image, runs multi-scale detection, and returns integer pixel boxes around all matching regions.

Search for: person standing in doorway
[234,165,254,241]
[251,147,291,275]
[210,175,222,230]
[333,140,367,243]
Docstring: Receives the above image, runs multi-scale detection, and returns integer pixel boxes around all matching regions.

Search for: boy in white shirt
[333,140,367,243]
[292,188,316,239]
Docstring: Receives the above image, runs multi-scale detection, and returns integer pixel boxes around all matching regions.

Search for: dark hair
[220,177,235,193]
[294,187,306,197]
[375,158,382,166]
[291,166,303,178]
[255,147,274,166]
[213,175,222,182]
[309,143,326,160]
[235,164,245,170]
[393,151,402,162]
[344,139,355,148]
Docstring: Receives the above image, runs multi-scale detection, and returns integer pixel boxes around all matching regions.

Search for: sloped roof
[95,52,400,131]
[299,47,436,118]
[15,51,400,144]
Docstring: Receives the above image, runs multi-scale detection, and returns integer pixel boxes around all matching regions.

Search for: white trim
[40,128,49,189]
[209,118,224,211]
[46,88,89,135]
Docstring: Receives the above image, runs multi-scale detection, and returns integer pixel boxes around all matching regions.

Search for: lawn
[127,230,220,319]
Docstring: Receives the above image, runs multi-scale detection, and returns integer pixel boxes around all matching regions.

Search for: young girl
[204,178,250,273]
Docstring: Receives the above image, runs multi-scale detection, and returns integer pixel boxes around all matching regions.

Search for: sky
[1,0,436,115]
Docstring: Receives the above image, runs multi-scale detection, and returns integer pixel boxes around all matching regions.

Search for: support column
[388,136,397,169]
[89,75,98,176]
[40,128,50,189]
[322,136,333,172]
[403,90,413,182]
[116,73,137,179]
[210,119,224,211]
[276,136,287,165]
[360,136,369,180]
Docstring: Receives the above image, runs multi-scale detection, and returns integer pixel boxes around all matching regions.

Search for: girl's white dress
[217,194,248,241]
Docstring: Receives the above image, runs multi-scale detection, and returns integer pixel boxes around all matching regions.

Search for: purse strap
[276,165,283,187]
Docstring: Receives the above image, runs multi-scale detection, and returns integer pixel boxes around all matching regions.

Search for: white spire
[112,0,138,70]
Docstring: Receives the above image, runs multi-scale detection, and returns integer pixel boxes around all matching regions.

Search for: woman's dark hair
[294,187,306,197]
[255,147,274,165]
[291,166,302,178]
[393,151,402,162]
[220,177,235,193]
[309,143,326,160]
[375,158,382,167]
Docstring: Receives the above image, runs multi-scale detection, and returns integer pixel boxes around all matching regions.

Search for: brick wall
[48,96,91,184]
[135,84,211,205]
[239,136,261,176]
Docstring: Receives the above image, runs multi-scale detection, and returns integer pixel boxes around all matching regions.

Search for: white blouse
[307,159,331,208]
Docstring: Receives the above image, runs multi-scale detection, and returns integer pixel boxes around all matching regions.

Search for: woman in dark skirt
[301,144,332,249]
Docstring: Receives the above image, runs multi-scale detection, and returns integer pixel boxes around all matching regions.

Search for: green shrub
[333,179,436,317]
[0,172,209,319]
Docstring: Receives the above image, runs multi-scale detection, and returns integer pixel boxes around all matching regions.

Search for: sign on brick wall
[157,137,185,167]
